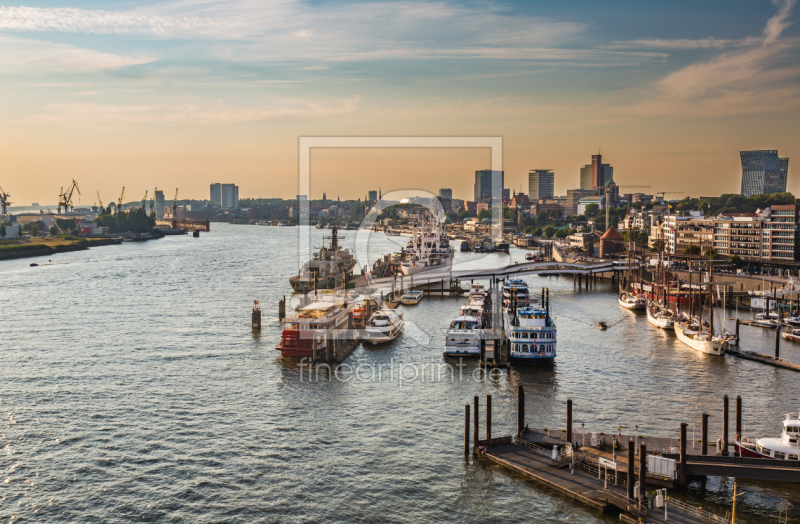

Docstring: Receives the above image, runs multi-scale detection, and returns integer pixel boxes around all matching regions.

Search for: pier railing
[513,436,571,465]
[665,496,730,524]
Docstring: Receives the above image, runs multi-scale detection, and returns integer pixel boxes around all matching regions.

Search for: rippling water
[2,224,799,522]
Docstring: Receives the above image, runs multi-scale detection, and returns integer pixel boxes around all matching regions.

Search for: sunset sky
[1,0,799,205]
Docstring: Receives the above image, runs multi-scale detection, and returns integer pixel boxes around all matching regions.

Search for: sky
[1,0,799,205]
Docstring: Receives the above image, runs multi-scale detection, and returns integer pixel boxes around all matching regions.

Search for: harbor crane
[117,187,125,214]
[97,191,103,210]
[172,188,179,218]
[0,186,11,215]
[656,191,684,202]
[58,179,81,214]
[141,190,148,210]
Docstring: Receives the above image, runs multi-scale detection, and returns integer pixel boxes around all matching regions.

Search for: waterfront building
[210,183,221,207]
[474,169,504,202]
[439,188,452,200]
[528,170,554,201]
[713,205,800,266]
[210,183,239,209]
[662,212,712,255]
[740,150,789,197]
[154,190,165,219]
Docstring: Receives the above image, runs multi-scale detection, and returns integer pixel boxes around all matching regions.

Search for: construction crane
[172,188,179,218]
[150,187,157,215]
[0,186,11,216]
[656,191,684,201]
[58,179,81,214]
[117,187,125,215]
[141,190,148,210]
[97,190,103,210]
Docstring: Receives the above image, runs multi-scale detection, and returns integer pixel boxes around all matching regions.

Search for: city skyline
[1,0,799,203]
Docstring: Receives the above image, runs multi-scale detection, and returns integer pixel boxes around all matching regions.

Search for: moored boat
[674,319,725,356]
[400,290,424,305]
[618,292,646,310]
[505,303,556,365]
[276,301,354,359]
[362,308,404,345]
[735,410,800,460]
[646,301,675,329]
[443,315,483,357]
[782,328,800,343]
[289,226,356,293]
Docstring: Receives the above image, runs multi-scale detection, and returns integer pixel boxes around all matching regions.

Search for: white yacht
[400,215,454,276]
[736,410,800,460]
[444,315,482,357]
[503,279,530,308]
[362,308,404,345]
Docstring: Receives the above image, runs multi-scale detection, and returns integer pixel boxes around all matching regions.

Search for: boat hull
[674,323,725,356]
[646,307,674,330]
[510,355,555,365]
[782,333,800,343]
[443,345,481,357]
[734,442,769,459]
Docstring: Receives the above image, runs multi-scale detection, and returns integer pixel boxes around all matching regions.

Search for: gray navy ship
[289,226,357,293]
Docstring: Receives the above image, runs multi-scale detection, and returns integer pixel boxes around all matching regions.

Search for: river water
[2,224,799,522]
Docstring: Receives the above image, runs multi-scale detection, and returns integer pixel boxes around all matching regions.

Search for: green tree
[543,226,556,238]
[532,227,543,237]
[0,223,5,239]
[555,228,570,239]
[30,224,39,237]
[477,209,491,221]
[684,245,701,255]
[584,203,600,218]
[50,225,58,236]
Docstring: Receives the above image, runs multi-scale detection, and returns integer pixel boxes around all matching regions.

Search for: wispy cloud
[0,35,154,71]
[608,37,760,50]
[25,96,362,126]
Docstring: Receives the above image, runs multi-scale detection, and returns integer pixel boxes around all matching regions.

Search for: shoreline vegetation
[0,237,123,261]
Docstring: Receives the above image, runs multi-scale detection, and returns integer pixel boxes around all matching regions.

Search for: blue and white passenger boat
[505,302,557,365]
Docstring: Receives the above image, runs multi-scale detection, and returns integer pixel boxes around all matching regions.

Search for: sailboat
[618,233,645,310]
[646,231,675,329]
[674,262,725,355]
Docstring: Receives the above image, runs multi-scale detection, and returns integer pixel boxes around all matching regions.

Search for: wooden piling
[722,395,729,455]
[679,422,687,484]
[566,399,572,445]
[735,318,740,342]
[474,395,479,450]
[775,325,781,359]
[736,395,742,441]
[465,404,470,454]
[517,386,525,436]
[701,412,709,455]
[486,394,492,442]
[252,302,262,330]
[638,443,647,503]
[627,441,635,500]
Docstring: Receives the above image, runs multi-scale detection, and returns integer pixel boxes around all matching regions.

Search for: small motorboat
[30,263,38,267]
[597,321,608,330]
[400,290,423,305]
[782,328,800,343]
[363,308,404,345]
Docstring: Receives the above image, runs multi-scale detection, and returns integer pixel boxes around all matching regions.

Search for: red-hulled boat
[735,409,800,460]
[276,301,352,359]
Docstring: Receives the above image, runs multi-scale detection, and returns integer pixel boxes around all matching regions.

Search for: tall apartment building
[439,188,452,200]
[528,170,554,201]
[211,183,239,209]
[154,190,165,219]
[579,165,592,190]
[662,212,712,255]
[474,170,504,202]
[740,150,789,197]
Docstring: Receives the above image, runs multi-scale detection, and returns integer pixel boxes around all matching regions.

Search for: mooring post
[722,395,729,455]
[735,318,740,343]
[701,412,709,455]
[638,443,647,504]
[517,386,525,437]
[566,399,572,445]
[465,404,470,454]
[277,296,285,322]
[679,422,688,484]
[775,325,781,359]
[486,394,492,442]
[736,395,742,441]
[627,441,635,501]
[473,395,479,449]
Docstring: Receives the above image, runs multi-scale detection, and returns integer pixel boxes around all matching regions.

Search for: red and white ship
[276,301,353,359]
[735,410,800,460]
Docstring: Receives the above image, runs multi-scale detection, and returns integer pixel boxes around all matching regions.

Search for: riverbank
[0,237,123,260]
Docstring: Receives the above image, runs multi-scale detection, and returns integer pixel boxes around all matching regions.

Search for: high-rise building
[439,188,453,200]
[210,183,221,207]
[474,170,504,202]
[221,184,239,209]
[740,150,789,197]
[566,189,598,216]
[528,170,555,201]
[368,190,378,202]
[589,154,614,190]
[154,190,165,219]
[580,165,592,190]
